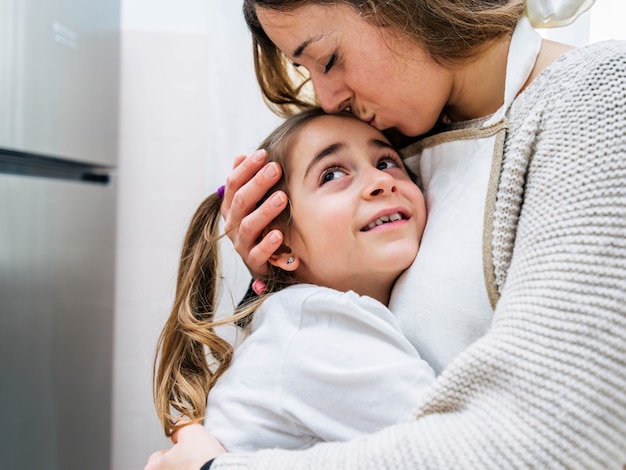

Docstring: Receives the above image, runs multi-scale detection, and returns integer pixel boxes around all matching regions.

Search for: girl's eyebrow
[304,142,346,178]
[372,139,395,152]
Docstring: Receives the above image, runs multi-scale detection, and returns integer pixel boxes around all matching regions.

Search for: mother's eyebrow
[293,34,325,58]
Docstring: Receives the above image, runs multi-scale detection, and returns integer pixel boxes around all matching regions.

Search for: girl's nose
[364,170,397,198]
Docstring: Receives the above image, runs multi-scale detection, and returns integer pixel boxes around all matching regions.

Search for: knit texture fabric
[213,40,626,470]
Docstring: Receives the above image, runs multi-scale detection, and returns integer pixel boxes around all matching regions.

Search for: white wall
[112,1,280,468]
[110,1,625,468]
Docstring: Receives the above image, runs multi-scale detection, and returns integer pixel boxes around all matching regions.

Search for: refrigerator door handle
[0,147,114,185]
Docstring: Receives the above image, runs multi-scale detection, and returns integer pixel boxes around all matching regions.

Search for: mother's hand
[144,424,225,470]
[221,149,288,279]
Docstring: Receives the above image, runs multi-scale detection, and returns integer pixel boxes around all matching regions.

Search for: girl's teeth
[365,212,402,231]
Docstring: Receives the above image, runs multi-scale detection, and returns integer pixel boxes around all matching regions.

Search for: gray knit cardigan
[214,40,626,469]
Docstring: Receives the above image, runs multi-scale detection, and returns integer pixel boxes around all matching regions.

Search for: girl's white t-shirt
[204,284,435,452]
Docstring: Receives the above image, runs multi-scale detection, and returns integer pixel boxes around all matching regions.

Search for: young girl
[153,108,434,452]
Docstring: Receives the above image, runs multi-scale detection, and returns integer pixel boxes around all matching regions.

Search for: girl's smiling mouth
[361,210,408,232]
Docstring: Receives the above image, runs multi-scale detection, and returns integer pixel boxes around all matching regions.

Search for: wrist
[200,459,215,470]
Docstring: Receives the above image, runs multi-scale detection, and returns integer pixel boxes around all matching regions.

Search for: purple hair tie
[217,185,226,200]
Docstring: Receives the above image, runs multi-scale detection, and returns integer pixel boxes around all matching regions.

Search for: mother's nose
[311,73,352,113]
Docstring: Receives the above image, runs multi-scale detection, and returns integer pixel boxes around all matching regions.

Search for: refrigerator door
[0,0,119,166]
[0,172,117,470]
[0,0,119,467]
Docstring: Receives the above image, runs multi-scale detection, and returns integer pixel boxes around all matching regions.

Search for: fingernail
[270,192,284,207]
[269,232,281,244]
[264,163,278,178]
[252,149,265,162]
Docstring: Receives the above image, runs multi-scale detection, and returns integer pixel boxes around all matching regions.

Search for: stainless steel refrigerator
[0,0,119,468]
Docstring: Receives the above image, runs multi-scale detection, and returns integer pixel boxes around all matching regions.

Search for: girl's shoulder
[256,284,397,333]
[251,284,347,330]
[264,284,386,310]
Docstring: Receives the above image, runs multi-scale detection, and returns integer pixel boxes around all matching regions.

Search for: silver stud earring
[287,256,295,265]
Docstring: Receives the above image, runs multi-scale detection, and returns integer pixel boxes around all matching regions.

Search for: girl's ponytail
[154,193,236,437]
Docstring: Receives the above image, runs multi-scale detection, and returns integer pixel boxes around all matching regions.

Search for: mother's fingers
[219,149,288,279]
[247,228,284,273]
[232,153,247,170]
[221,149,270,216]
[225,163,283,229]
[234,191,288,278]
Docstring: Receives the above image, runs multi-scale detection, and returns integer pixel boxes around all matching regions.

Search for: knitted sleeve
[212,41,626,470]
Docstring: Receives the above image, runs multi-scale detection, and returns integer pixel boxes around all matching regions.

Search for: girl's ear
[269,245,300,272]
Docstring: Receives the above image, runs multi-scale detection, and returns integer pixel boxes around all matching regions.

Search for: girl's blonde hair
[154,108,343,437]
[242,0,526,117]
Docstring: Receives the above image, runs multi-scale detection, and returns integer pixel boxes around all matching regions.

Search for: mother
[147,0,626,468]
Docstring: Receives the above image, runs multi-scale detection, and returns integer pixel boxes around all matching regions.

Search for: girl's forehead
[297,115,368,139]
[288,115,391,162]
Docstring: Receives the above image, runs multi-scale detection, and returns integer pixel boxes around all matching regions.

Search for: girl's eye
[376,155,403,171]
[321,167,346,184]
[324,54,336,74]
